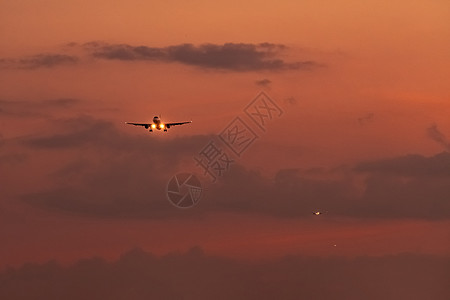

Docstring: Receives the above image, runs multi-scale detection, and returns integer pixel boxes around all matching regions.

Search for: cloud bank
[4,99,449,220]
[0,248,448,300]
[15,115,450,219]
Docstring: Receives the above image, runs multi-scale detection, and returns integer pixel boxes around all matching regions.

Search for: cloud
[353,152,450,218]
[0,153,27,166]
[200,153,450,219]
[0,54,78,69]
[21,116,117,149]
[0,133,27,165]
[0,131,27,166]
[18,118,450,219]
[204,166,354,217]
[18,121,353,218]
[0,248,448,300]
[255,79,272,87]
[357,112,374,126]
[284,97,297,105]
[16,115,344,218]
[85,42,318,71]
[17,115,215,218]
[0,98,81,118]
[1,42,319,72]
[12,112,450,220]
[21,115,208,154]
[427,124,450,151]
[355,152,450,177]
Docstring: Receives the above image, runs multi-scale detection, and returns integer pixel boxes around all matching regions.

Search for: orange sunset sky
[0,1,449,299]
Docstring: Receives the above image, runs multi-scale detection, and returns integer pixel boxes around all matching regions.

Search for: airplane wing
[165,121,192,128]
[125,122,151,127]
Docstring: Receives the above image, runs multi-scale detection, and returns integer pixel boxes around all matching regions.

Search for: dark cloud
[255,78,272,87]
[203,154,450,219]
[0,133,27,165]
[0,153,27,166]
[17,117,353,218]
[21,116,116,149]
[24,163,347,219]
[355,152,450,177]
[0,248,448,300]
[85,42,317,71]
[355,172,450,219]
[21,115,208,154]
[13,114,450,220]
[284,97,297,105]
[1,42,319,72]
[204,166,353,217]
[0,54,78,69]
[353,152,450,219]
[427,124,450,151]
[357,112,374,126]
[20,123,450,219]
[16,115,345,218]
[0,98,81,118]
[17,115,214,218]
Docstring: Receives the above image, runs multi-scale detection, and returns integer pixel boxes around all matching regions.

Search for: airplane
[313,210,328,216]
[125,115,191,132]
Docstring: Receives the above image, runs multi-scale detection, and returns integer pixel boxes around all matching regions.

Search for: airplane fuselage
[149,116,166,131]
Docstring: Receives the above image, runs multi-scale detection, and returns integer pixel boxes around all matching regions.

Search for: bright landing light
[151,124,156,129]
[160,124,165,129]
